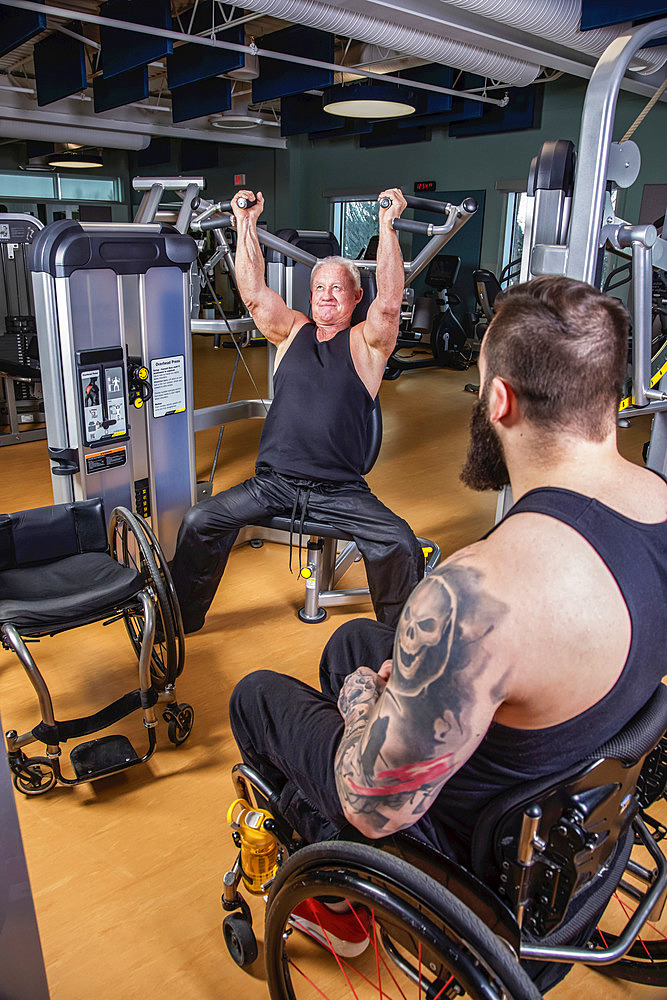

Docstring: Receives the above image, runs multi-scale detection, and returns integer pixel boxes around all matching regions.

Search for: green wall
[282,75,667,274]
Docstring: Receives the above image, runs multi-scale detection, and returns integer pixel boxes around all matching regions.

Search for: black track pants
[170,469,424,633]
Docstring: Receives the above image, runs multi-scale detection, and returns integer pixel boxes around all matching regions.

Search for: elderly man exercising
[170,188,424,634]
[230,275,667,951]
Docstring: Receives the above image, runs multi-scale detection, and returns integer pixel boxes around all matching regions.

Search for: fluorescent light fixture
[48,148,103,169]
[210,109,266,129]
[323,82,415,119]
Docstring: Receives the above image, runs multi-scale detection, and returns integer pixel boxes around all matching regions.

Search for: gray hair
[310,255,361,292]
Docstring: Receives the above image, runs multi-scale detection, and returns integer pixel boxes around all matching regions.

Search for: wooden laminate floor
[1,334,664,999]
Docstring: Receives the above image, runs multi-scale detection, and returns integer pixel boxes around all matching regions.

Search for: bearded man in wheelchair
[225,275,667,998]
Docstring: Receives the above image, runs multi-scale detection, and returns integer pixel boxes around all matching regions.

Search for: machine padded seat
[252,514,356,541]
[0,551,143,631]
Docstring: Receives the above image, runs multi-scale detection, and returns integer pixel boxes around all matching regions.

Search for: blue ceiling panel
[449,85,541,137]
[136,137,172,168]
[34,21,86,107]
[170,76,231,123]
[181,139,219,171]
[580,0,667,28]
[167,26,244,89]
[398,71,485,128]
[0,4,46,58]
[360,124,432,148]
[93,64,148,113]
[402,64,454,115]
[100,0,173,79]
[252,25,334,102]
[280,93,381,138]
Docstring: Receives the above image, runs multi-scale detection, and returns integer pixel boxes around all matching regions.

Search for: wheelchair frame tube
[520,814,667,964]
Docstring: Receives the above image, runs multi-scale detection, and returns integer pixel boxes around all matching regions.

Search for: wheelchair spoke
[265,842,543,1000]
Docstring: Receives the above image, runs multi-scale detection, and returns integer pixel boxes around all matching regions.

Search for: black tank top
[256,323,374,482]
[421,483,667,861]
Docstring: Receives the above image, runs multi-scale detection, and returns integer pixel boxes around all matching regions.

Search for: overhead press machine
[30,220,198,559]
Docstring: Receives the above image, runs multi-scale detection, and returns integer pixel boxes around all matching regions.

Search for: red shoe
[289,898,371,957]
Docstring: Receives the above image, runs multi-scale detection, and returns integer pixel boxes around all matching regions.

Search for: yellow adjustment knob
[422,546,433,557]
[137,366,149,380]
[133,397,144,409]
[300,567,312,579]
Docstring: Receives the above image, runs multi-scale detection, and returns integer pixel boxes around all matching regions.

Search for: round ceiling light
[323,83,415,119]
[210,111,264,130]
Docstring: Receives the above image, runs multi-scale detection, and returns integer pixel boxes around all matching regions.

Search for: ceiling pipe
[0,118,150,149]
[232,0,540,85]
[4,0,512,105]
[442,0,667,75]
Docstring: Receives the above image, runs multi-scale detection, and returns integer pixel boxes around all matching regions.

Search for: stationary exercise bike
[384,254,471,379]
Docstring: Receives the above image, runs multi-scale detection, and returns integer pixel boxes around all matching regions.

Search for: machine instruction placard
[151,355,186,418]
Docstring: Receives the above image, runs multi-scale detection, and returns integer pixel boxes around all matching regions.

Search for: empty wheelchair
[220,683,667,997]
[0,498,193,795]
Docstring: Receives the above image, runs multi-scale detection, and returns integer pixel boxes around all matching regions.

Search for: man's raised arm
[360,187,408,360]
[231,190,302,345]
[334,560,510,839]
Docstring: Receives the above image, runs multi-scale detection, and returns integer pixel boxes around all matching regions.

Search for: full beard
[460,390,510,492]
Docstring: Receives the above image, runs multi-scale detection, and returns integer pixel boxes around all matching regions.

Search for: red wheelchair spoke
[614,893,652,960]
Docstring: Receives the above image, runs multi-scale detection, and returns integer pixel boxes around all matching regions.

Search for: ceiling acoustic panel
[0,3,46,59]
[93,64,148,113]
[448,85,541,137]
[252,25,334,103]
[170,76,232,123]
[34,20,87,107]
[99,0,173,79]
[167,28,244,89]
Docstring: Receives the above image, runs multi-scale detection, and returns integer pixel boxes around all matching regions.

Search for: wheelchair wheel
[130,514,185,679]
[12,758,57,796]
[590,820,667,987]
[588,931,667,986]
[109,507,178,690]
[264,841,542,1000]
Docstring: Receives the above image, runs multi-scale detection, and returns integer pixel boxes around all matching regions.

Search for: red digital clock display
[414,180,437,193]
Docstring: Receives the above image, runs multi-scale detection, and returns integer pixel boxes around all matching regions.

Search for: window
[58,175,120,202]
[0,172,57,199]
[331,197,380,259]
[501,190,528,283]
[0,171,122,205]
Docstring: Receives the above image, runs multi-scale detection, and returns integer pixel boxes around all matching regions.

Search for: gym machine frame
[30,215,198,560]
[497,17,667,520]
[0,213,46,446]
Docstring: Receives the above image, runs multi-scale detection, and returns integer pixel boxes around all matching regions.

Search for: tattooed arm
[334,561,510,839]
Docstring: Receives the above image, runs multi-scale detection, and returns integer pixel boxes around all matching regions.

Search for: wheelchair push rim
[108,507,181,690]
[264,841,542,1000]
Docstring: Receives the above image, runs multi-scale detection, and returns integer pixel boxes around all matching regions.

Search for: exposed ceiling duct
[239,0,542,85]
[442,0,667,75]
[0,117,150,149]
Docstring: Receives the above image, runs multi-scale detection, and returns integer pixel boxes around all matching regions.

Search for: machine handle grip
[217,196,258,212]
[48,447,79,476]
[198,213,235,231]
[392,218,434,235]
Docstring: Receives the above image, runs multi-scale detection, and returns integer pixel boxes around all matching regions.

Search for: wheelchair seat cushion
[0,552,144,631]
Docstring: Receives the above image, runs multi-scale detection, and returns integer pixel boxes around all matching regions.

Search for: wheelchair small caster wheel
[12,760,57,796]
[223,912,258,967]
[297,607,327,624]
[163,703,194,746]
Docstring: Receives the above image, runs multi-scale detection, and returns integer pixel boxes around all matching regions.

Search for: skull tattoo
[393,577,456,696]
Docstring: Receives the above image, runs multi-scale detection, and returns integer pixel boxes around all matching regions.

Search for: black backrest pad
[472,684,667,886]
[0,498,108,569]
[363,396,383,475]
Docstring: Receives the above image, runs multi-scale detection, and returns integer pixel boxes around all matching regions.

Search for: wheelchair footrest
[70,734,139,779]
